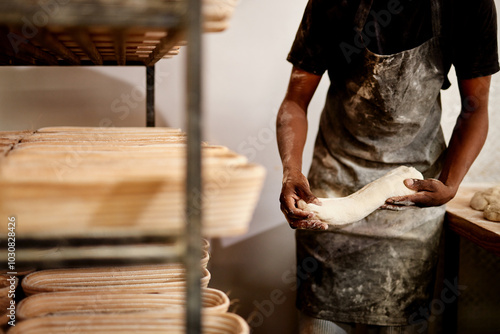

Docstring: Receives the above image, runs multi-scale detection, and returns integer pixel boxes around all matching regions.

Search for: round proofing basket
[202,238,211,252]
[36,127,183,134]
[0,275,17,309]
[0,275,18,326]
[22,265,210,296]
[201,248,210,269]
[0,313,9,327]
[16,287,230,320]
[203,0,238,20]
[7,312,249,334]
[1,126,266,239]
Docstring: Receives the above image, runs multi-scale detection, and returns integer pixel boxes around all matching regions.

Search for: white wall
[156,0,329,245]
[1,0,499,333]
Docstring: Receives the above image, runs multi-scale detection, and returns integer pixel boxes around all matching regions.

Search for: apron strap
[354,0,373,35]
[430,0,442,37]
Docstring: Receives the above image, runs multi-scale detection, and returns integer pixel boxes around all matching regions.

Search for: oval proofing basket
[7,312,249,334]
[22,265,211,296]
[16,287,230,319]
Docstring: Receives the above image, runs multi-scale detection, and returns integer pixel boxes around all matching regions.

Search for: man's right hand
[279,169,328,230]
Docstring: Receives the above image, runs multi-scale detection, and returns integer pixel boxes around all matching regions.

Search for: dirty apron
[296,0,447,326]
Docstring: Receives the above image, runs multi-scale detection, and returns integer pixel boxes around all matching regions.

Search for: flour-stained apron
[296,0,447,325]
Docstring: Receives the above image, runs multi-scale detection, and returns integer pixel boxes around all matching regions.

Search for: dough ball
[470,192,489,211]
[484,203,500,222]
[470,185,500,211]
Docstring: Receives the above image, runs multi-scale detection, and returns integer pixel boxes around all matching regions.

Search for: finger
[385,196,416,206]
[380,203,414,211]
[281,203,313,220]
[311,197,322,206]
[404,178,439,192]
[281,193,312,216]
[299,189,320,205]
[398,191,442,207]
[403,192,436,206]
[290,208,315,219]
[290,219,328,230]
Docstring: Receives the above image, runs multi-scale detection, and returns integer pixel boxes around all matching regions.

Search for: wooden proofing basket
[0,127,266,238]
[7,312,249,334]
[16,287,230,319]
[21,265,211,296]
[0,275,17,310]
[0,131,33,159]
[203,0,239,32]
[0,275,18,326]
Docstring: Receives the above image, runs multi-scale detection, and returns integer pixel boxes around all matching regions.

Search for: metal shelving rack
[0,1,205,333]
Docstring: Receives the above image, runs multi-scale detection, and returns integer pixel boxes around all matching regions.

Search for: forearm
[277,66,327,229]
[438,76,491,194]
[388,76,492,208]
[438,106,488,190]
[277,100,308,175]
[277,66,322,175]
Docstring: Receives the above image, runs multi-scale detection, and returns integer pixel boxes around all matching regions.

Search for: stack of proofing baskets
[10,246,248,333]
[0,126,266,333]
[0,127,265,237]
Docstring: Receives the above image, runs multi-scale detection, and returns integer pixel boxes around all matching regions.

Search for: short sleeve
[287,0,330,76]
[452,0,499,79]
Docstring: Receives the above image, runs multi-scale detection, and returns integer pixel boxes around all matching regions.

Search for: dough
[470,185,500,210]
[484,203,500,222]
[298,166,423,226]
[470,185,500,222]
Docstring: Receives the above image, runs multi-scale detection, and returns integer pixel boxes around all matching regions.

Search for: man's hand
[280,169,328,230]
[384,178,457,209]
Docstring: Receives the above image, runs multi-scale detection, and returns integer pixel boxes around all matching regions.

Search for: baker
[277,0,498,333]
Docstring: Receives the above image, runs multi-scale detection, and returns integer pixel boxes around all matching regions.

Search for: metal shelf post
[185,0,203,333]
[147,65,155,127]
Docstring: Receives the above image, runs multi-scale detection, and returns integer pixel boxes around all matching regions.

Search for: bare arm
[277,66,327,230]
[389,76,492,206]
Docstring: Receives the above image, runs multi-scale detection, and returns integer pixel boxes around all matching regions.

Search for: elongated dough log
[298,166,423,226]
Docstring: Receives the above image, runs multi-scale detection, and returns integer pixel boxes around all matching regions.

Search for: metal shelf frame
[0,1,184,28]
[0,1,185,66]
[0,1,205,333]
[185,0,203,331]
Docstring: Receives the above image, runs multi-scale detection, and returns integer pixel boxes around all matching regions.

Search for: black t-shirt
[287,0,499,84]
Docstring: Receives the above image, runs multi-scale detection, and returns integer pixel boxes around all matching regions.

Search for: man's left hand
[383,178,457,209]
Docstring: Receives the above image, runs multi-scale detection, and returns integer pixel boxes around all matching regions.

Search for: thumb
[305,194,321,205]
[404,178,424,191]
[300,189,320,205]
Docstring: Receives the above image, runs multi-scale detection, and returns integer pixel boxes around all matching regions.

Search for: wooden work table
[445,184,500,257]
[442,183,500,333]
